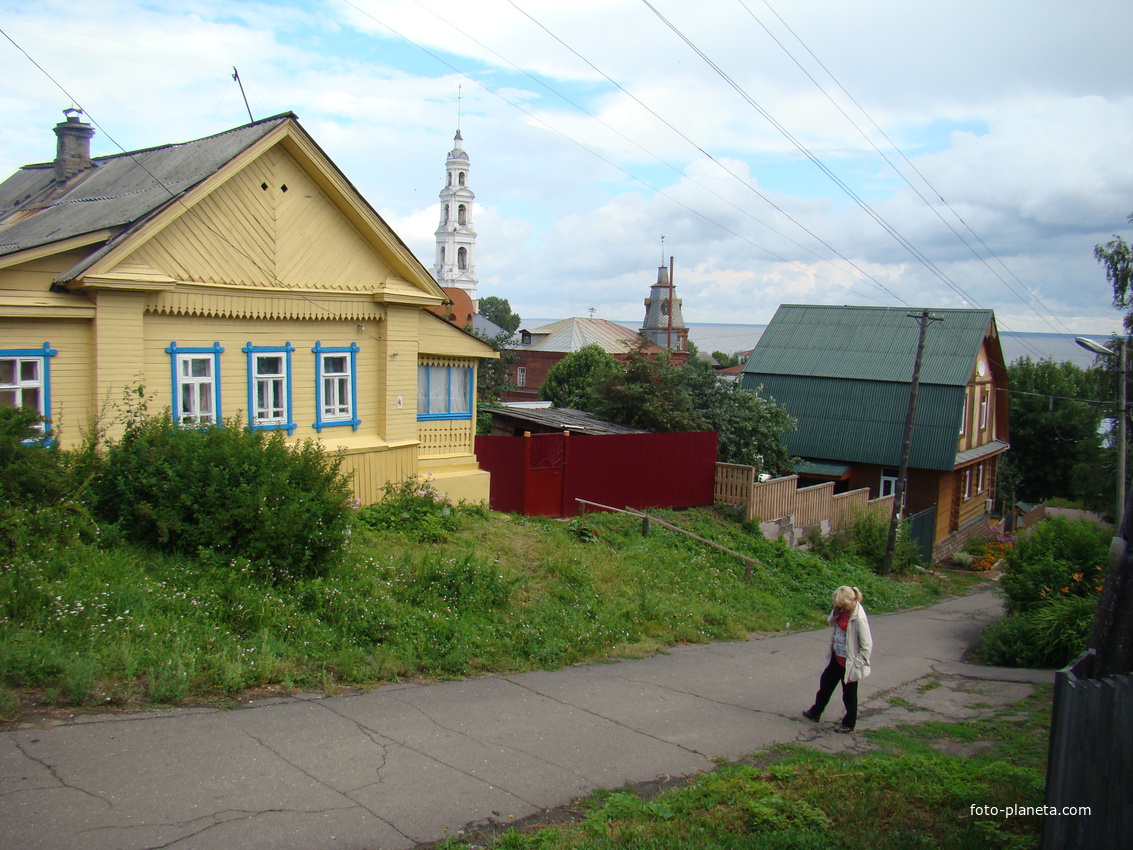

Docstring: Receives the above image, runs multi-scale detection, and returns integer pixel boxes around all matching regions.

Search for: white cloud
[2,0,1132,338]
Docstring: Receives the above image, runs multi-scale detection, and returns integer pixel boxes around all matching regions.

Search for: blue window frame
[0,342,57,433]
[313,341,360,432]
[417,363,473,420]
[167,342,223,426]
[243,342,296,433]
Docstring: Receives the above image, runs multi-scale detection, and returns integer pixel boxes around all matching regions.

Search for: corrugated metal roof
[0,114,293,260]
[795,460,851,477]
[486,407,645,435]
[521,317,655,354]
[742,304,995,387]
[749,374,966,470]
[956,439,1009,466]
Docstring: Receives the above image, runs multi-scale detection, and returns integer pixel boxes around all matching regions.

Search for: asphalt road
[1,584,1043,849]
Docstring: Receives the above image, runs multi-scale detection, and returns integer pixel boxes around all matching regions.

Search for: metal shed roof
[742,304,997,386]
[486,407,645,435]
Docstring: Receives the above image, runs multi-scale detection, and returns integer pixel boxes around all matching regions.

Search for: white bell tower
[433,129,478,307]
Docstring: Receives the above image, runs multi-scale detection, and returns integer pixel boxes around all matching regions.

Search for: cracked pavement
[0,585,1048,849]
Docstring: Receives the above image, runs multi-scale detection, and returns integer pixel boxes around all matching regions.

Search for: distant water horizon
[526,318,1112,369]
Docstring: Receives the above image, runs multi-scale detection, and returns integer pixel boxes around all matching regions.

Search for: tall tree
[1005,356,1107,508]
[478,296,522,335]
[540,344,619,409]
[678,357,796,473]
[1095,212,1133,332]
[591,339,706,433]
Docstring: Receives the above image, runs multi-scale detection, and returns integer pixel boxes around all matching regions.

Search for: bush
[977,516,1108,668]
[999,518,1108,615]
[978,594,1098,668]
[355,475,483,542]
[0,407,96,557]
[809,510,921,575]
[91,415,353,581]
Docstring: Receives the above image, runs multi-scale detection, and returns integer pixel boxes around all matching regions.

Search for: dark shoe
[801,708,820,722]
[834,723,854,733]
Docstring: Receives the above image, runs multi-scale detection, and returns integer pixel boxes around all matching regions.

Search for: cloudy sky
[3,0,1132,345]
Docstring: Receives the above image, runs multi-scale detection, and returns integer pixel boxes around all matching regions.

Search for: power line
[744,0,1073,339]
[635,0,1051,361]
[342,0,896,304]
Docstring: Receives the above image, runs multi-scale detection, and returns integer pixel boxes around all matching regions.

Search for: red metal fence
[474,431,718,517]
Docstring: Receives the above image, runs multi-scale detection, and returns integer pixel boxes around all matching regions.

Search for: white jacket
[826,604,873,683]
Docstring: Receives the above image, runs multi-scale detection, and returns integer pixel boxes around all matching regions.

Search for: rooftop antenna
[232,67,254,123]
[588,307,596,318]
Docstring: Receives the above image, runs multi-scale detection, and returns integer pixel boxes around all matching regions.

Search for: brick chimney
[53,108,95,184]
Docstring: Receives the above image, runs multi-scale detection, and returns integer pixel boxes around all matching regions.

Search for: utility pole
[882,309,942,576]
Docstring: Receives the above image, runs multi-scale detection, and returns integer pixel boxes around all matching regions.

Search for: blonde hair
[832,586,863,611]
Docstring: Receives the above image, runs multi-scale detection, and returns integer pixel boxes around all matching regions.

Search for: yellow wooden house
[0,111,496,504]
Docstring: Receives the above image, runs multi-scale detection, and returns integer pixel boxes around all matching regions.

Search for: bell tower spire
[640,257,688,353]
[433,117,478,307]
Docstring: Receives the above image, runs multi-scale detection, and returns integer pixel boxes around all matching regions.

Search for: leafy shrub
[0,407,96,557]
[999,518,1108,615]
[91,415,353,581]
[355,475,474,542]
[809,510,921,575]
[978,593,1098,668]
[977,516,1108,668]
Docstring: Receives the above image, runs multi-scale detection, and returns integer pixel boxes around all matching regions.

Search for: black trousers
[809,656,858,728]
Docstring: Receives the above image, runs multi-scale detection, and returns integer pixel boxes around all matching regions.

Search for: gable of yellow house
[0,111,497,505]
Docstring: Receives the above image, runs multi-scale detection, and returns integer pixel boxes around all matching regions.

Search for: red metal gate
[523,433,567,516]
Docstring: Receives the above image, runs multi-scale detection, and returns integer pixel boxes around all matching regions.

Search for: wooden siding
[418,418,474,457]
[132,147,396,292]
[93,290,148,436]
[0,316,92,439]
[955,339,1000,454]
[337,443,418,505]
[384,306,420,445]
[418,310,499,358]
[141,313,388,439]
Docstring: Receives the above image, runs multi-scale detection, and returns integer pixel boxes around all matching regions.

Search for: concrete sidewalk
[0,586,1045,849]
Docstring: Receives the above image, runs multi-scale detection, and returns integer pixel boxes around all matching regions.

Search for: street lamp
[1075,336,1127,527]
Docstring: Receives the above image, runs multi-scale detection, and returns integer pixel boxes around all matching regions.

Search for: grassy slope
[0,507,978,719]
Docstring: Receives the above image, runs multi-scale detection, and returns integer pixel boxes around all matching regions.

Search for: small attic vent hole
[260,182,268,191]
[280,184,288,192]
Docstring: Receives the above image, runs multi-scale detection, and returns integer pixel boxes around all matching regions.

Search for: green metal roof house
[741,304,1009,558]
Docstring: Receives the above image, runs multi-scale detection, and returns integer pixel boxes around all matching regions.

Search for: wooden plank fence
[1042,649,1132,848]
[714,464,893,534]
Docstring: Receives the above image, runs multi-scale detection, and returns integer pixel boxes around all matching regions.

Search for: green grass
[435,685,1051,849]
[0,506,980,717]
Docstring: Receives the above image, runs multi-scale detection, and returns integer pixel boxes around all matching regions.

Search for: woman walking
[802,586,872,733]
